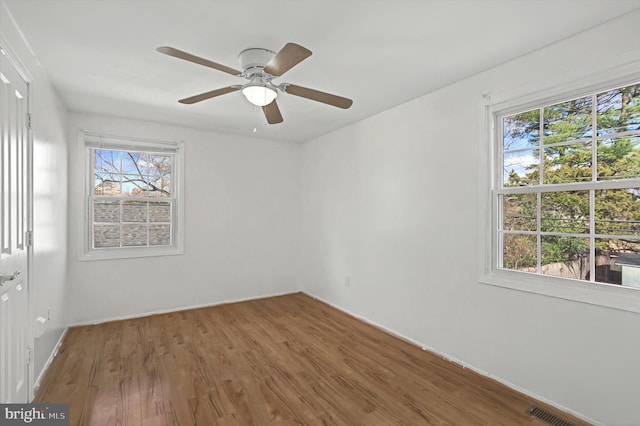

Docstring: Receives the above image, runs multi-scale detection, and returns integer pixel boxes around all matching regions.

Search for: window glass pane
[502,194,537,231]
[122,224,147,247]
[503,110,540,150]
[94,224,120,248]
[592,238,640,286]
[613,247,640,289]
[597,137,640,180]
[95,149,121,174]
[148,175,171,197]
[597,83,640,136]
[591,245,622,285]
[541,191,589,233]
[94,174,121,196]
[93,200,120,223]
[542,142,592,184]
[122,175,148,197]
[149,224,171,246]
[122,152,143,174]
[122,201,147,223]
[502,233,537,271]
[503,149,539,187]
[149,201,171,222]
[594,188,640,236]
[541,236,589,280]
[543,96,592,144]
[146,154,172,178]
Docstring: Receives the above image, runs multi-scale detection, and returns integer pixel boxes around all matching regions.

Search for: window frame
[77,131,184,261]
[479,68,640,314]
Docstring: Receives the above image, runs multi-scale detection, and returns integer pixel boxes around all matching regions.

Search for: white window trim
[76,131,184,261]
[478,60,640,314]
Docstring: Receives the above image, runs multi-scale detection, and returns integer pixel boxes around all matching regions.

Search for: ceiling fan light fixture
[242,81,277,107]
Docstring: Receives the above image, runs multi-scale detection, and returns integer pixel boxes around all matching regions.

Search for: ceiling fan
[156,42,353,124]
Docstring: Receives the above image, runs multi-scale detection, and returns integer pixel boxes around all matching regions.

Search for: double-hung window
[490,79,640,306]
[80,132,184,260]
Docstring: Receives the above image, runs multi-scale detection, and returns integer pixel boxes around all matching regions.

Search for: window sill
[479,269,640,314]
[78,245,183,262]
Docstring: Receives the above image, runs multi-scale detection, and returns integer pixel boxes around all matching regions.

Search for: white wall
[30,64,69,391]
[0,1,69,388]
[67,113,301,324]
[300,11,640,426]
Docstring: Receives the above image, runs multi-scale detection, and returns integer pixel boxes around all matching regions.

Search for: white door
[0,47,31,403]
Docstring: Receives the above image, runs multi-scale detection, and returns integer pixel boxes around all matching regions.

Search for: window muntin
[497,81,640,289]
[91,148,174,249]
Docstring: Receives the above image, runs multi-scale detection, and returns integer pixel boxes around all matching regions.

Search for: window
[495,81,640,290]
[80,132,183,260]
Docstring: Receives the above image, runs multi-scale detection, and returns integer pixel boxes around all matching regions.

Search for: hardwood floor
[35,293,588,425]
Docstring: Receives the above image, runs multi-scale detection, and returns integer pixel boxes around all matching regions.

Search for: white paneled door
[0,47,31,403]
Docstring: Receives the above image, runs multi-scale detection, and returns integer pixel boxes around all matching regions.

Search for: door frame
[0,36,35,401]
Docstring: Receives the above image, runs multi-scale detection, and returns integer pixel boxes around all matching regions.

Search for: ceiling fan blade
[262,100,284,124]
[157,46,242,76]
[178,86,239,104]
[264,43,312,77]
[284,84,353,109]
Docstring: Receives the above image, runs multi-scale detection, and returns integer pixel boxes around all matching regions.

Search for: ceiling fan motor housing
[238,48,275,77]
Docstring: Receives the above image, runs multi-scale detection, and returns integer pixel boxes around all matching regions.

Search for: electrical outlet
[47,307,51,321]
[345,276,351,287]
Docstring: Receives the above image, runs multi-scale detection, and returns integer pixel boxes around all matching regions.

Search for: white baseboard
[69,290,298,326]
[32,326,69,398]
[302,291,601,426]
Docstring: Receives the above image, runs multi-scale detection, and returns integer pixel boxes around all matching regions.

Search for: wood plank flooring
[35,293,588,425]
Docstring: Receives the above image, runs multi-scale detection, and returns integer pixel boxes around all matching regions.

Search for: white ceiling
[4,0,640,143]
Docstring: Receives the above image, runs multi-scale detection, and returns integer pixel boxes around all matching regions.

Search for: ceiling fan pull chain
[253,105,259,133]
